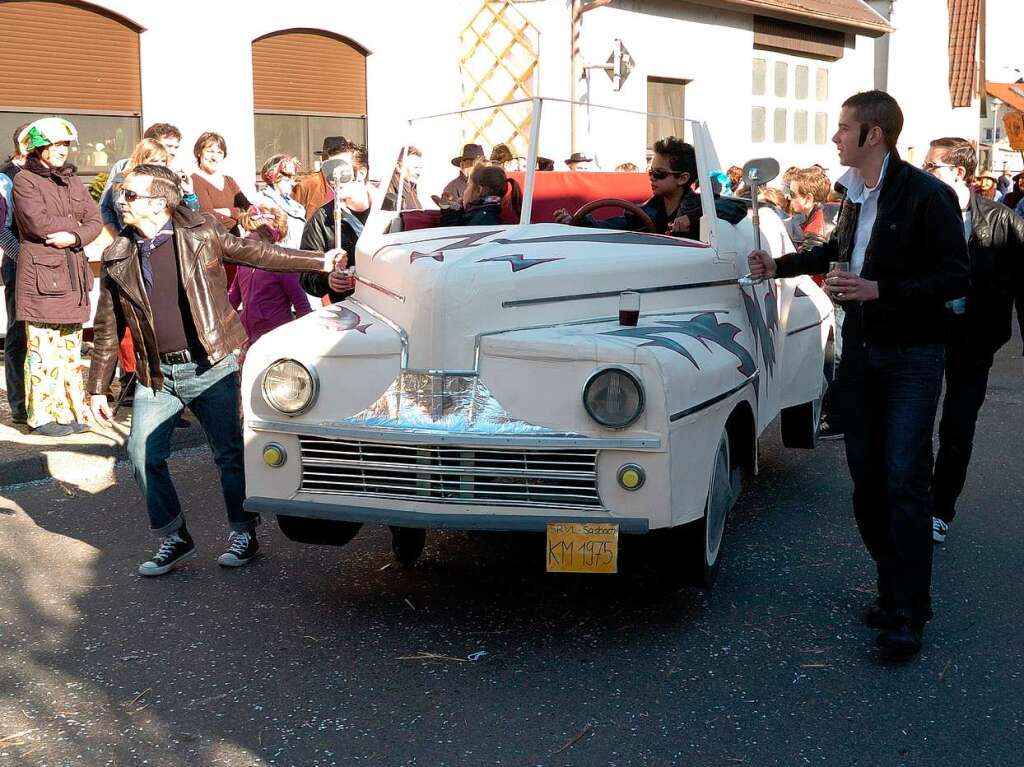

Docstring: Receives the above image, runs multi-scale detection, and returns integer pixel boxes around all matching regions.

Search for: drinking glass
[619,291,640,326]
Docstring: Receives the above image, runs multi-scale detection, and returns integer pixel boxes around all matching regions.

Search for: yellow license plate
[546,522,619,574]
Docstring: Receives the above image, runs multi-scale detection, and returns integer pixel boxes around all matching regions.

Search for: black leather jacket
[583,191,747,237]
[774,155,970,348]
[299,200,368,303]
[964,192,1024,354]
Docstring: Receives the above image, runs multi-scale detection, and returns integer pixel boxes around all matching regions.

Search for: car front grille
[298,436,602,509]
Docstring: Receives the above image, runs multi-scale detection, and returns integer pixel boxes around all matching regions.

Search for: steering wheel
[571,198,656,233]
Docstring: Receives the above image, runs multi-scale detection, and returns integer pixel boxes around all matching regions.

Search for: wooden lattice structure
[459,1,540,158]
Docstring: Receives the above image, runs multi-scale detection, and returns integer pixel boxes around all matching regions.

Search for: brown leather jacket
[87,205,325,394]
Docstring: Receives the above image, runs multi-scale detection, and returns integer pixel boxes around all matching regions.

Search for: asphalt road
[1,346,1022,767]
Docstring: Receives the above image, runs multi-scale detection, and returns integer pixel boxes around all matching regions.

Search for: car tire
[277,515,362,547]
[390,526,426,568]
[676,431,738,588]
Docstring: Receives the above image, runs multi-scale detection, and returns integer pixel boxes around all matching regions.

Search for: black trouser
[932,317,994,524]
[838,317,945,623]
[2,255,26,420]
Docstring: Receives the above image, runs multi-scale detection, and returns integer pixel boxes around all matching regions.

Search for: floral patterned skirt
[24,323,88,429]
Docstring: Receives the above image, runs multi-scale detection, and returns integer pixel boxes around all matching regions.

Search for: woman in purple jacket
[228,205,313,359]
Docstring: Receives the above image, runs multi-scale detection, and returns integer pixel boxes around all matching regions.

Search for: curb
[0,422,207,488]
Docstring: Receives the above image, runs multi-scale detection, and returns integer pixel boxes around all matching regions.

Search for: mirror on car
[322,157,354,185]
[742,157,780,187]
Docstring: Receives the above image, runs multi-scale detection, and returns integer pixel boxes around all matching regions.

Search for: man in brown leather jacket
[87,164,341,577]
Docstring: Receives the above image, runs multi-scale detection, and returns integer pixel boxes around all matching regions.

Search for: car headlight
[262,359,318,415]
[583,368,644,428]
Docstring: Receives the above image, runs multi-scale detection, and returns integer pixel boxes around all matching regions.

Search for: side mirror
[322,157,354,185]
[742,157,780,187]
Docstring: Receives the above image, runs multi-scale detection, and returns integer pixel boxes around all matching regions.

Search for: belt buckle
[163,349,190,364]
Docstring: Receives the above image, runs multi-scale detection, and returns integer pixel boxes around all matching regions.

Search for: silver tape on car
[343,372,553,434]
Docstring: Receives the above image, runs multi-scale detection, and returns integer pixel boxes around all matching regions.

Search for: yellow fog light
[262,443,287,468]
[617,464,645,491]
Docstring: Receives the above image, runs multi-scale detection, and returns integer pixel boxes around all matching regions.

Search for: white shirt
[837,153,890,276]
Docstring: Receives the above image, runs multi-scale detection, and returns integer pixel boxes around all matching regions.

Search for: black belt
[160,349,196,364]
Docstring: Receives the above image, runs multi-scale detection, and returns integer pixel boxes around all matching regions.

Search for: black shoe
[876,618,924,660]
[863,604,901,631]
[33,422,75,437]
[217,531,259,567]
[138,529,196,577]
[10,412,27,425]
[69,422,92,434]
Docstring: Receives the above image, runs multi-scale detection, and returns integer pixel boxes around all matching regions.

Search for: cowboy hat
[451,143,486,167]
[564,152,592,165]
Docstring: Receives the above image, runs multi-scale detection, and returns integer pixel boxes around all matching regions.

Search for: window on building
[816,69,829,101]
[0,1,142,180]
[795,66,809,100]
[252,30,368,172]
[752,59,766,96]
[647,78,688,149]
[815,112,829,144]
[774,62,788,97]
[794,110,808,144]
[0,112,139,177]
[752,107,766,143]
[774,109,787,143]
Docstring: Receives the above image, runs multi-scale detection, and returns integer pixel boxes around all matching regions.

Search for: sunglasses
[921,162,955,172]
[119,189,160,203]
[648,168,684,180]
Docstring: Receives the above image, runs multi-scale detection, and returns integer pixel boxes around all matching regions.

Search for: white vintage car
[241,99,834,585]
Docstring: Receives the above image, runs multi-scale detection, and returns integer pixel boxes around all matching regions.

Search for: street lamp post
[991,97,1002,172]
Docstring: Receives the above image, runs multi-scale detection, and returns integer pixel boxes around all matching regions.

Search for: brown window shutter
[0,1,141,113]
[753,16,846,61]
[253,30,367,115]
[947,0,980,108]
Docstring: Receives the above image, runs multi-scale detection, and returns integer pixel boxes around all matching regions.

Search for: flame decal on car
[476,253,565,272]
[319,305,372,334]
[740,281,779,381]
[602,312,756,377]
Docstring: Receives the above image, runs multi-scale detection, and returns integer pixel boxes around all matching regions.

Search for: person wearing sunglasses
[553,136,745,235]
[85,164,345,577]
[921,137,1024,547]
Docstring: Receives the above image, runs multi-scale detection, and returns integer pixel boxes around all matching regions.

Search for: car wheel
[679,431,737,588]
[277,515,362,547]
[390,526,426,568]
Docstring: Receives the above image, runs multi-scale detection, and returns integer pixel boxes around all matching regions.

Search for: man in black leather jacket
[748,91,969,660]
[299,148,370,303]
[922,137,1024,544]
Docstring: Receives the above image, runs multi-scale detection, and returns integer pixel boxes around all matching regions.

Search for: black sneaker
[11,412,27,425]
[217,531,259,567]
[138,530,196,576]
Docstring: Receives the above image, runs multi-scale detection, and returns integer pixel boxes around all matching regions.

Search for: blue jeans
[839,329,945,623]
[128,354,257,537]
[2,256,26,419]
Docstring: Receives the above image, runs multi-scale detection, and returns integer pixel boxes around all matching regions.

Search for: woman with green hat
[12,117,102,436]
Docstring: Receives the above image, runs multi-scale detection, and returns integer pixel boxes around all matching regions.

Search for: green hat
[18,118,77,154]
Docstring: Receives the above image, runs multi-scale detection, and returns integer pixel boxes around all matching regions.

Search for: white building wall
[84,0,464,194]
[77,0,985,191]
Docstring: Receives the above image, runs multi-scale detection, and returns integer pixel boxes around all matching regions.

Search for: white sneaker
[932,517,948,544]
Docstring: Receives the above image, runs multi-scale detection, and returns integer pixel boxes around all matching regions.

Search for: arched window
[0,0,142,177]
[252,29,368,172]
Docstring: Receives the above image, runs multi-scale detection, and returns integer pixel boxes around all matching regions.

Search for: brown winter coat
[13,157,102,325]
[86,205,326,394]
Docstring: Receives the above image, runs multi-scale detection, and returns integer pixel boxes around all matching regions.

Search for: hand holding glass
[826,261,850,301]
